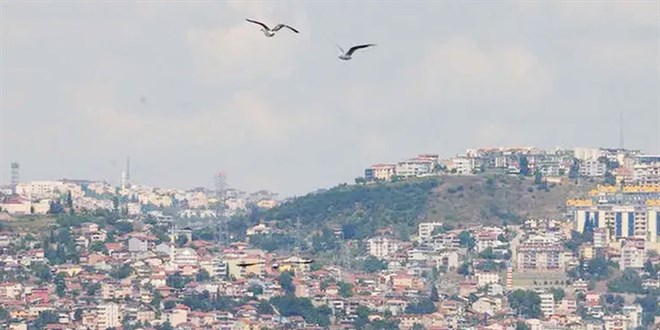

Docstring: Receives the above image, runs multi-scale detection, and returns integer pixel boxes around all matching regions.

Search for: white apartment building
[539,293,555,317]
[173,248,199,266]
[418,222,444,241]
[15,181,65,199]
[367,237,400,259]
[579,160,606,177]
[622,304,643,329]
[395,160,432,177]
[621,240,646,269]
[96,303,120,330]
[632,162,660,185]
[450,157,473,174]
[475,272,500,287]
[574,206,660,243]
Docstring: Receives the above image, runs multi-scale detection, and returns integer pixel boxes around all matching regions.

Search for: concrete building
[365,164,396,181]
[418,222,444,241]
[173,248,199,267]
[516,238,564,271]
[449,157,473,174]
[395,160,432,177]
[367,237,400,259]
[632,162,660,185]
[574,206,660,243]
[580,160,606,177]
[539,293,555,317]
[621,239,646,269]
[96,303,120,330]
[127,237,148,253]
[475,272,500,287]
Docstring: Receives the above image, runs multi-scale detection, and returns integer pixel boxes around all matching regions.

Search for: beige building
[365,164,396,181]
[96,303,120,330]
[367,237,400,259]
[516,239,564,271]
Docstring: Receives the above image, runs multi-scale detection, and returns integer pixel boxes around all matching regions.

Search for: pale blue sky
[1,1,659,196]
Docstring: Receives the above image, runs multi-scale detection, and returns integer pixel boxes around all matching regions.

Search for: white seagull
[245,19,299,37]
[336,44,376,61]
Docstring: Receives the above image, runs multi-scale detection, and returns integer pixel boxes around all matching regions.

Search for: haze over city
[1,1,659,196]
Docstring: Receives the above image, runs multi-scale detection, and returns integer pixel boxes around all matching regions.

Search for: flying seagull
[336,44,376,61]
[245,19,299,37]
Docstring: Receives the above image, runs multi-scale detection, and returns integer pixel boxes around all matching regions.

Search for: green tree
[248,284,264,296]
[31,262,52,282]
[508,290,542,318]
[551,288,565,302]
[176,235,189,247]
[89,241,108,254]
[86,283,101,296]
[413,323,425,330]
[110,264,133,280]
[257,300,274,314]
[55,273,66,297]
[362,256,388,273]
[519,156,530,176]
[338,281,353,298]
[534,169,543,185]
[166,272,189,289]
[278,271,295,294]
[604,171,616,185]
[196,269,211,282]
[430,285,439,302]
[458,231,475,250]
[404,298,436,314]
[163,300,176,310]
[516,321,530,330]
[607,269,644,293]
[0,307,10,321]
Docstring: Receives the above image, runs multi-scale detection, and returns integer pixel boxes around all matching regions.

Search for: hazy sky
[1,1,659,196]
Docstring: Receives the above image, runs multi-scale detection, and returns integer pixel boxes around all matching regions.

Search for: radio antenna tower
[214,172,228,246]
[10,162,19,187]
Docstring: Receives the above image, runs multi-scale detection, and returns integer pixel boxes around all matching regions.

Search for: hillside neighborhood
[0,146,659,330]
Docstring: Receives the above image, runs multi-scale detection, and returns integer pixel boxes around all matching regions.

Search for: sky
[1,1,659,197]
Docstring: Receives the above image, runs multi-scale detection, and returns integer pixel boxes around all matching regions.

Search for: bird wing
[245,19,270,30]
[272,24,299,33]
[336,45,345,54]
[347,44,376,56]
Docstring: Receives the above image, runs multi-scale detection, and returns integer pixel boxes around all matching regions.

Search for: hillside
[258,175,590,238]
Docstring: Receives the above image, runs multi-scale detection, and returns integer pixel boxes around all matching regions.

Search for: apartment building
[539,293,555,317]
[367,237,400,259]
[395,159,432,177]
[621,239,646,269]
[580,160,606,177]
[418,222,444,241]
[96,303,120,330]
[364,164,396,181]
[574,206,660,243]
[632,162,660,185]
[516,237,565,271]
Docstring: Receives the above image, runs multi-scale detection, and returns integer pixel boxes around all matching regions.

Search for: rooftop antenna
[619,112,624,150]
[126,156,131,187]
[214,172,228,247]
[10,162,19,189]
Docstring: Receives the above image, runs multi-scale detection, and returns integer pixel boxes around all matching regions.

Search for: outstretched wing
[336,44,345,54]
[272,24,299,33]
[347,44,376,56]
[245,19,270,30]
